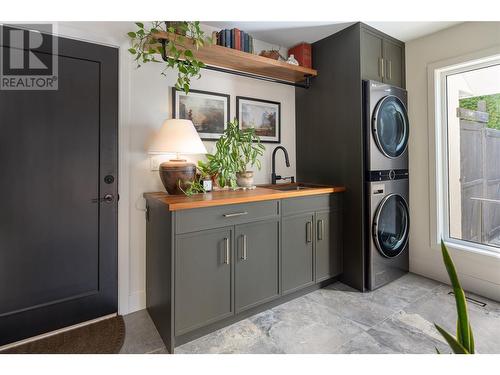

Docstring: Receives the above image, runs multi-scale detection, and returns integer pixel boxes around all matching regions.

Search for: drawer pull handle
[223,211,248,218]
[223,237,230,264]
[241,234,248,260]
[306,221,312,243]
[318,219,324,241]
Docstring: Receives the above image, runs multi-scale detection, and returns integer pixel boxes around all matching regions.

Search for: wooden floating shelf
[153,31,318,85]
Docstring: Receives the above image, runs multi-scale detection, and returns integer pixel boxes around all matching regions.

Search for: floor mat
[1,315,125,354]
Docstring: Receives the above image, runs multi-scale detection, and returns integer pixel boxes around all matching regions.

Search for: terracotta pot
[236,171,254,188]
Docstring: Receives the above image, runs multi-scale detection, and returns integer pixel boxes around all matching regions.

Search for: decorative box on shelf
[288,43,312,68]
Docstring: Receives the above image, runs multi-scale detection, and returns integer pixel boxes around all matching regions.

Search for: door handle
[387,60,392,80]
[306,221,312,243]
[91,194,114,203]
[379,57,385,78]
[318,219,324,241]
[223,237,230,264]
[223,211,248,218]
[241,234,248,260]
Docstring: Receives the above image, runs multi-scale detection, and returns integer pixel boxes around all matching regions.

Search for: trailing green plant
[127,21,210,93]
[198,119,265,189]
[178,175,205,196]
[230,119,265,173]
[434,240,475,354]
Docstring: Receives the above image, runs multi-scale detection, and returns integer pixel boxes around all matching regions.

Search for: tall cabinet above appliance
[296,23,405,291]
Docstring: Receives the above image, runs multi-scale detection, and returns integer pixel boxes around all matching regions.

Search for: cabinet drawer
[282,194,340,216]
[175,200,280,234]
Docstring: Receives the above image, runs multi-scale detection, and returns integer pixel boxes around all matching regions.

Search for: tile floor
[119,273,500,354]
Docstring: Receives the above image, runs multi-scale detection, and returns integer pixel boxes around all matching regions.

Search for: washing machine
[364,80,409,174]
[367,178,410,290]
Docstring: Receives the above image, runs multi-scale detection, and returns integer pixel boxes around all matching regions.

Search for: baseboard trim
[127,290,146,314]
[0,313,117,352]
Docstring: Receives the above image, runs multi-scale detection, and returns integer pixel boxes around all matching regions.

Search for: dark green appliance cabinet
[145,193,343,353]
[296,23,405,292]
[360,26,405,88]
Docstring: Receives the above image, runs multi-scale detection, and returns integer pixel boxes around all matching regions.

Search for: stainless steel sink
[270,185,310,191]
[262,183,319,191]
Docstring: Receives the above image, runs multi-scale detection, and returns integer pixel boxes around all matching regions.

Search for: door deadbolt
[104,175,115,184]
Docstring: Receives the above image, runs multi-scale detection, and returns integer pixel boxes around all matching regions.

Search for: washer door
[372,95,409,158]
[373,193,409,258]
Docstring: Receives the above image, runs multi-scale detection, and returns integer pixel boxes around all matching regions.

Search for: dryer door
[373,193,409,258]
[372,95,409,158]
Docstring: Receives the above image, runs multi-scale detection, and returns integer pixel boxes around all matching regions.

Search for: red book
[233,28,241,50]
[288,43,312,68]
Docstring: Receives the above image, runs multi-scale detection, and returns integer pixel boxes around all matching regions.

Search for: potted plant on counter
[232,120,265,188]
[196,118,265,190]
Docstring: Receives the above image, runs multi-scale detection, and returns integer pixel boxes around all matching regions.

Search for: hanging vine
[127,21,210,93]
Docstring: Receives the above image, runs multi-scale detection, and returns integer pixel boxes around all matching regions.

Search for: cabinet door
[235,219,279,313]
[175,227,233,335]
[361,29,384,82]
[383,39,404,87]
[282,213,314,294]
[315,210,343,282]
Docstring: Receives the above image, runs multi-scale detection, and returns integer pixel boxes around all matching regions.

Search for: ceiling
[203,22,461,48]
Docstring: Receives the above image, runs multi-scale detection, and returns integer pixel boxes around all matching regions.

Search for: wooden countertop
[144,184,346,211]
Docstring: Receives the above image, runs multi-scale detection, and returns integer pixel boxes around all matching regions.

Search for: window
[440,60,500,252]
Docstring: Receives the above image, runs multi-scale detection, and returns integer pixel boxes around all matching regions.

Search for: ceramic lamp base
[159,159,196,195]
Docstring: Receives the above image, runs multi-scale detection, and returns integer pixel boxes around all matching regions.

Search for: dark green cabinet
[315,210,342,282]
[145,193,342,352]
[361,29,384,82]
[282,213,315,294]
[174,227,233,335]
[382,39,403,87]
[235,219,279,313]
[361,27,405,88]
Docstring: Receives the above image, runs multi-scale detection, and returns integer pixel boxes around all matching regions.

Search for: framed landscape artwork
[236,96,281,143]
[172,88,230,140]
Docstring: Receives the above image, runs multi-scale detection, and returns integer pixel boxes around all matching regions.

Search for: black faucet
[271,146,294,184]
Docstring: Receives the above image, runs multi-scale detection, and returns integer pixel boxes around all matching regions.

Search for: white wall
[56,22,296,314]
[406,22,500,302]
[129,64,296,313]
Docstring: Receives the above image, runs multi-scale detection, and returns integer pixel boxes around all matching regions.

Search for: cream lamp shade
[149,119,207,155]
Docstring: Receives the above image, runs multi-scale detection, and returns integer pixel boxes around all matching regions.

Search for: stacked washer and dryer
[364,80,410,290]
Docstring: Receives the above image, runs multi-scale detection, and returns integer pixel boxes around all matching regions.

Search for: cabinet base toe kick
[170,276,339,351]
[144,193,344,353]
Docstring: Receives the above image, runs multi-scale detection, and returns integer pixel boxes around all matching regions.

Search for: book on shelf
[216,28,254,53]
[234,28,241,51]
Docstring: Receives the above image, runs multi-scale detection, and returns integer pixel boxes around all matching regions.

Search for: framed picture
[172,88,230,140]
[236,96,281,143]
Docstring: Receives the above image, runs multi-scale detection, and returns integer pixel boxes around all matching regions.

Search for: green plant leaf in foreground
[434,324,469,354]
[435,240,475,354]
[440,240,472,352]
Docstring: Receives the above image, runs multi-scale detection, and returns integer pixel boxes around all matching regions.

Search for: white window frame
[428,46,500,257]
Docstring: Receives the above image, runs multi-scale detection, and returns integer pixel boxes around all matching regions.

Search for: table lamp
[149,119,207,195]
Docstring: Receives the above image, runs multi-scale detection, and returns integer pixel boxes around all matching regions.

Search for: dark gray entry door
[0,31,118,346]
